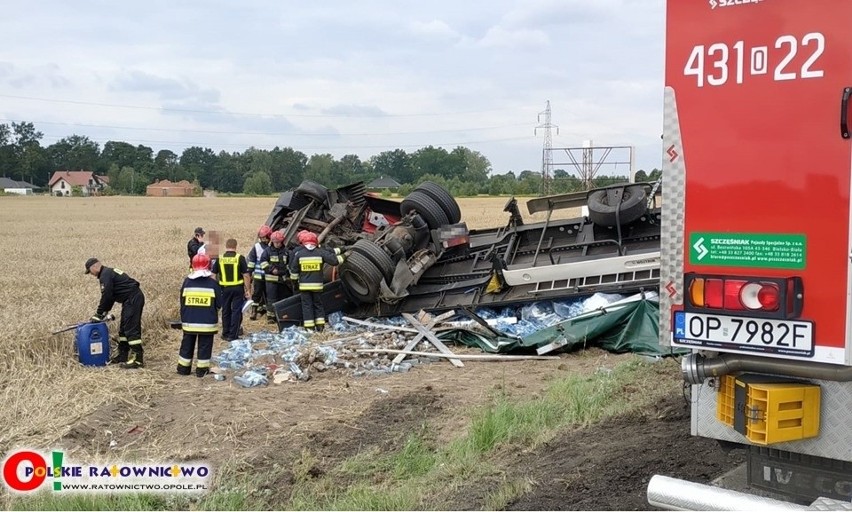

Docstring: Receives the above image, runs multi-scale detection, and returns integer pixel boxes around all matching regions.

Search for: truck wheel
[339,251,383,303]
[400,190,449,230]
[415,182,461,224]
[295,180,329,205]
[350,239,395,282]
[587,185,647,227]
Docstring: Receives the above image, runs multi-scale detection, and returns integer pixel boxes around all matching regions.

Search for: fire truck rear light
[689,278,705,307]
[757,284,780,311]
[723,280,747,310]
[705,279,724,308]
[683,273,804,320]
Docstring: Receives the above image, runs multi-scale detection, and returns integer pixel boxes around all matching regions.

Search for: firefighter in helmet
[288,230,345,331]
[178,253,221,377]
[246,225,272,320]
[259,230,291,324]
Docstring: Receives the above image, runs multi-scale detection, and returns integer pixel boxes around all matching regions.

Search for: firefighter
[178,253,221,377]
[259,230,291,324]
[85,257,146,369]
[288,230,345,331]
[210,238,251,341]
[186,227,206,269]
[246,225,272,320]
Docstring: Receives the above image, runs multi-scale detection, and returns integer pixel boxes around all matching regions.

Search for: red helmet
[299,230,318,245]
[270,231,285,244]
[191,253,210,271]
[258,225,272,238]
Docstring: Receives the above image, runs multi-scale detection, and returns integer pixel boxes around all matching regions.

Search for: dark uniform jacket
[260,244,290,282]
[288,246,343,291]
[187,238,203,264]
[97,267,142,316]
[210,251,249,289]
[246,240,268,281]
[180,274,221,333]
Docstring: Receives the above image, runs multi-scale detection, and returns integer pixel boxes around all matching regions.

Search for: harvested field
[1,194,741,510]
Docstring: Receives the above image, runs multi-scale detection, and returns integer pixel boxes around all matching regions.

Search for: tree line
[0,121,660,196]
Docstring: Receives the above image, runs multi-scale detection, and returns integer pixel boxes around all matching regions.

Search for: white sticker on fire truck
[709,0,763,10]
[684,32,825,87]
[673,311,814,357]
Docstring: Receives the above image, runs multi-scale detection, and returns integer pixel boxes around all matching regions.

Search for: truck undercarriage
[265,179,662,326]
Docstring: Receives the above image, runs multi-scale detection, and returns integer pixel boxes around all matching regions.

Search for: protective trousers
[221,286,244,339]
[116,289,145,366]
[177,333,214,377]
[300,290,326,330]
[265,280,290,322]
[251,278,266,315]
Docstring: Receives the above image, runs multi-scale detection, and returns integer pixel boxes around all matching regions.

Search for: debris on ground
[211,292,675,388]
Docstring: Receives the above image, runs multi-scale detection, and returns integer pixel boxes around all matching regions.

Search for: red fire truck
[651,0,852,508]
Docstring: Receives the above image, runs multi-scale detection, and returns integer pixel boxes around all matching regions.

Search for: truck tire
[415,182,461,224]
[350,239,395,282]
[339,251,384,303]
[400,190,449,230]
[587,185,647,227]
[295,180,329,205]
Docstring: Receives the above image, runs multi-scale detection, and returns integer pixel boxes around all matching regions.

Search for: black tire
[295,180,328,204]
[400,190,449,230]
[587,185,647,227]
[339,251,384,303]
[415,182,461,224]
[351,239,395,282]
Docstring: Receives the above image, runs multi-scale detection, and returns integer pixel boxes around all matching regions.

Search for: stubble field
[0,194,741,510]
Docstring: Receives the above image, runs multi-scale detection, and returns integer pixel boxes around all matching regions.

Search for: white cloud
[0,0,666,174]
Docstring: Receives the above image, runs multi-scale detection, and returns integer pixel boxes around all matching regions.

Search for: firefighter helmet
[258,225,272,238]
[191,253,210,271]
[299,230,318,246]
[270,230,285,244]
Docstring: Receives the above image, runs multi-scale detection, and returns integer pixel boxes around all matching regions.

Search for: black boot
[110,350,129,365]
[121,347,144,369]
[249,305,258,321]
[196,367,210,378]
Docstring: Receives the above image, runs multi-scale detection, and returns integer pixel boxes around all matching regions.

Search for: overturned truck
[267,179,662,327]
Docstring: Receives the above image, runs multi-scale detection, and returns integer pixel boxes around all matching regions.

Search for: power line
[37,133,535,151]
[0,117,532,137]
[0,93,527,119]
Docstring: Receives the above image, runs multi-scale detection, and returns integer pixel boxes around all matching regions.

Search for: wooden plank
[357,348,560,361]
[401,312,464,368]
[342,316,419,333]
[391,310,456,364]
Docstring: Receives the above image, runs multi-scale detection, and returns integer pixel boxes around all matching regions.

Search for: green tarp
[438,298,688,357]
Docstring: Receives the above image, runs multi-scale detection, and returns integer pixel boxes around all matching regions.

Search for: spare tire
[339,251,384,303]
[415,182,461,224]
[295,180,328,205]
[587,185,647,228]
[400,190,449,230]
[350,239,395,282]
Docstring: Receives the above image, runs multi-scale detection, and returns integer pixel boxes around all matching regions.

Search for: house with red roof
[48,170,108,196]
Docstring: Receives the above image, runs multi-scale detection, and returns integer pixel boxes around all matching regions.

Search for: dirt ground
[53,332,746,511]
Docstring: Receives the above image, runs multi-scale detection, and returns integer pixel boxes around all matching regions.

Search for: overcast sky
[0,0,664,177]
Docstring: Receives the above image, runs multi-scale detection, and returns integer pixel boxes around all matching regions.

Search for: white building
[0,177,37,195]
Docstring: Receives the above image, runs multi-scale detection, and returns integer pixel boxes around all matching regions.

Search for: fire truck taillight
[684,273,803,320]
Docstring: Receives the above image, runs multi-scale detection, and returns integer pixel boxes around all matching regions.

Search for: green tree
[180,146,218,189]
[46,135,101,173]
[12,122,45,184]
[634,169,648,182]
[370,149,412,184]
[243,172,273,195]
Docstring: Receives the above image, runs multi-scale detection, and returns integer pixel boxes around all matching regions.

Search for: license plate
[673,311,814,357]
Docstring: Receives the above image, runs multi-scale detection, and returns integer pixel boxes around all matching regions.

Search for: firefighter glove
[90,313,105,323]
